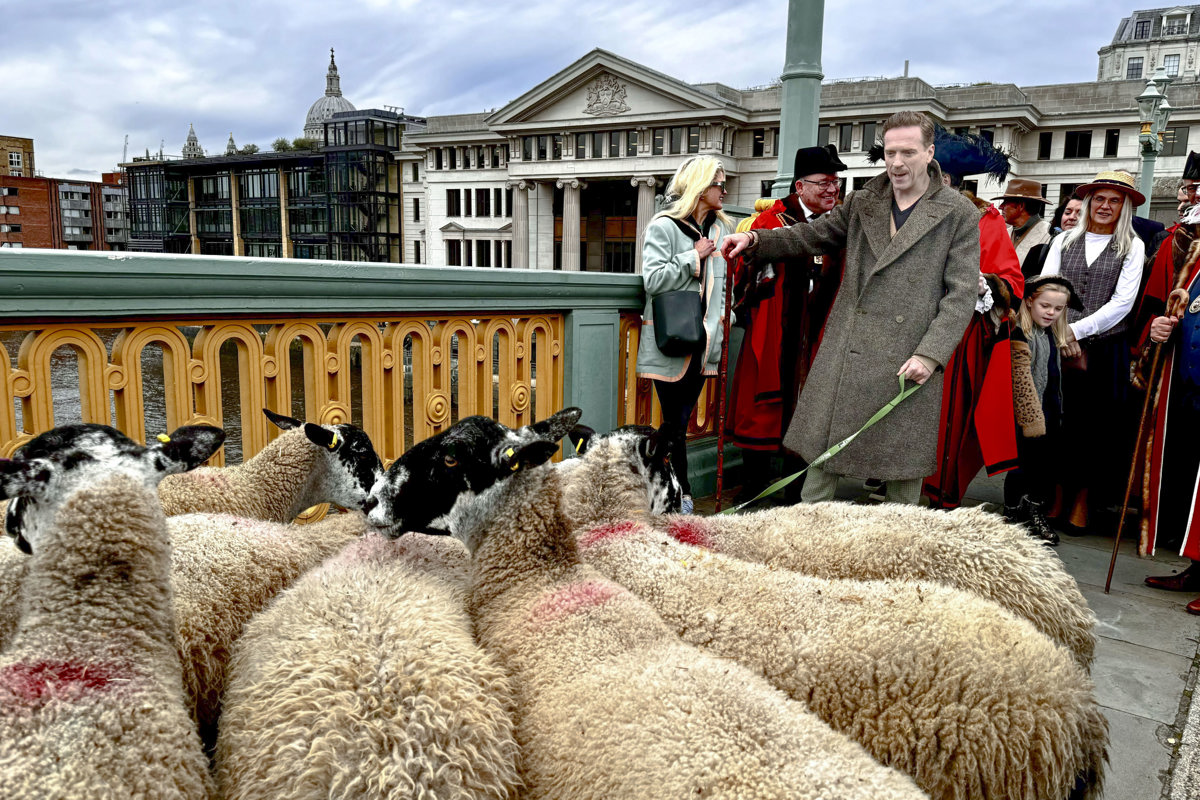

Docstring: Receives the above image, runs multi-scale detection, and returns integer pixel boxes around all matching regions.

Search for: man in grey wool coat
[721,110,980,505]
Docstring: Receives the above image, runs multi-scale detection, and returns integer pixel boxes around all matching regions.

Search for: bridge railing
[0,250,724,472]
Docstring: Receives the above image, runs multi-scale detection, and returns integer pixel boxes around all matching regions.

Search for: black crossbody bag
[651,214,715,357]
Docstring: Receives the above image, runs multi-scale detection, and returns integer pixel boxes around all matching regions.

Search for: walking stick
[1105,287,1190,593]
[713,256,736,512]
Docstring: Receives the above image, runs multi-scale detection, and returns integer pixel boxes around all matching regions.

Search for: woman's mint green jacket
[635,214,729,381]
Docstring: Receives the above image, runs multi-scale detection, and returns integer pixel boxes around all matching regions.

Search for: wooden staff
[713,256,736,512]
[1106,285,1191,593]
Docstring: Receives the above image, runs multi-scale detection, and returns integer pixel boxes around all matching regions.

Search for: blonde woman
[1039,170,1146,532]
[636,156,732,513]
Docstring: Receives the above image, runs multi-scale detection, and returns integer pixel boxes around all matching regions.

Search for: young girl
[1005,275,1083,545]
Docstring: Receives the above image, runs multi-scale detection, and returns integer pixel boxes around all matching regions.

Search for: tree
[292,137,320,151]
[271,137,293,152]
[238,143,260,155]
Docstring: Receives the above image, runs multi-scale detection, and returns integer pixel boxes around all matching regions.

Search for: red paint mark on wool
[530,580,621,623]
[577,520,643,549]
[0,661,119,706]
[666,517,714,549]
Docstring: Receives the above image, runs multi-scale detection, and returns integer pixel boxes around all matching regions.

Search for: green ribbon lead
[719,375,923,514]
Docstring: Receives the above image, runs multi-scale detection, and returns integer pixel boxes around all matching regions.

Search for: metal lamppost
[1135,66,1174,216]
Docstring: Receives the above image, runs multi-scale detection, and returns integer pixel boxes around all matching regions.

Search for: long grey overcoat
[749,164,980,480]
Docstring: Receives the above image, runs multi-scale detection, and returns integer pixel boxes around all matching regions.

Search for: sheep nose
[362,496,378,514]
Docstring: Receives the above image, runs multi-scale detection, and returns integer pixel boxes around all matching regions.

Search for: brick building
[0,136,34,178]
[0,174,128,251]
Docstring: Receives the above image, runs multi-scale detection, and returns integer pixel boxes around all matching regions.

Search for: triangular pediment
[486,49,740,129]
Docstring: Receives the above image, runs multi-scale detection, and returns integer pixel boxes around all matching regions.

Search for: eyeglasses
[708,181,727,192]
[801,179,840,190]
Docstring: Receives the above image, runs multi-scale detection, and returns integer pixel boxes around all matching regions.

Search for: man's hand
[721,232,753,260]
[1151,315,1180,343]
[1060,326,1082,359]
[897,356,934,385]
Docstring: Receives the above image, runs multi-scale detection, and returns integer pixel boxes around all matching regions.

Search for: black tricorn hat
[1025,274,1084,311]
[793,144,847,187]
[1185,151,1200,181]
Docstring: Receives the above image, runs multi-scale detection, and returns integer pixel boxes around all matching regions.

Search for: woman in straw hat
[1039,169,1146,532]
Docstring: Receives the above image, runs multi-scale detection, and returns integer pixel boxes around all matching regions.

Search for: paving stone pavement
[696,471,1200,799]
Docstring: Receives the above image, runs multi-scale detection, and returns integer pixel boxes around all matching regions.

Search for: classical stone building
[1099,6,1200,81]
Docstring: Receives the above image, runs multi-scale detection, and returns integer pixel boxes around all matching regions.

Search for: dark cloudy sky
[3,0,1135,180]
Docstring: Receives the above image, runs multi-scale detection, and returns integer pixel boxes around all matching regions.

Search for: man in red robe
[727,145,846,503]
[1140,152,1200,613]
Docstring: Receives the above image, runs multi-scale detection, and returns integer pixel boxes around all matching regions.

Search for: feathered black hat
[868,124,1010,184]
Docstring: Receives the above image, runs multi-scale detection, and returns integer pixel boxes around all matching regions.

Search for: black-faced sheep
[365,414,927,800]
[158,408,382,522]
[215,531,519,800]
[0,423,224,800]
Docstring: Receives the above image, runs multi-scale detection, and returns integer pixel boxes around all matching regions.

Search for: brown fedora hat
[1075,170,1146,207]
[991,178,1048,204]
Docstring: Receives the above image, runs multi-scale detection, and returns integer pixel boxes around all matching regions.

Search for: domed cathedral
[304,48,357,141]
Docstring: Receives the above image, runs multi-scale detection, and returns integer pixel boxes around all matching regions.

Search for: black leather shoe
[1022,497,1059,546]
[1145,567,1200,592]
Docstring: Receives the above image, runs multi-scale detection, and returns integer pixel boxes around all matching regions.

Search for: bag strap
[666,215,714,303]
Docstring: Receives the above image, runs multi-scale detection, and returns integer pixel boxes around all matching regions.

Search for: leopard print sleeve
[1010,336,1046,438]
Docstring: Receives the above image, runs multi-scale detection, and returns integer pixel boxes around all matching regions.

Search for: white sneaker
[680,495,694,514]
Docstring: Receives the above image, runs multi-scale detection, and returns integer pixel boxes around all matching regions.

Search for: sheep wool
[662,502,1098,671]
[216,531,520,800]
[0,540,26,652]
[577,520,1108,800]
[0,476,212,800]
[168,510,366,743]
[462,465,926,800]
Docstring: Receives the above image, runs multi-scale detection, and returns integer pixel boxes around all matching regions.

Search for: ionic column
[632,176,658,274]
[557,178,586,271]
[508,180,530,269]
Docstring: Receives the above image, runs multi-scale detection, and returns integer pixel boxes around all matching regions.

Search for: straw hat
[1075,170,1145,207]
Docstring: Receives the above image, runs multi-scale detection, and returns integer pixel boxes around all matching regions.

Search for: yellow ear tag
[505,447,519,471]
[328,431,339,450]
[156,434,171,444]
[575,438,583,453]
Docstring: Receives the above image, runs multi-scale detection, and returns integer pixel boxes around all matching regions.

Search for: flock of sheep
[0,405,1108,800]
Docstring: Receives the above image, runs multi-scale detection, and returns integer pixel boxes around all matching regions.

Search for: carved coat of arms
[583,74,630,116]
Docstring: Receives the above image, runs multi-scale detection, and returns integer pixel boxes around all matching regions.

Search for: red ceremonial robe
[924,206,1024,508]
[1140,227,1200,558]
[727,195,842,451]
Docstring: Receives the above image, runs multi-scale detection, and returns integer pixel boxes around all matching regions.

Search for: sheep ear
[644,423,679,464]
[303,423,339,451]
[157,425,226,472]
[527,407,584,443]
[496,440,560,475]
[566,424,596,456]
[263,408,303,431]
[0,459,46,500]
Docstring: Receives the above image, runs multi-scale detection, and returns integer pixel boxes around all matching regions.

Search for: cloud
[4,0,1141,180]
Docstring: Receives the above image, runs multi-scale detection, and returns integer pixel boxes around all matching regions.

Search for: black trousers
[1004,429,1059,508]
[652,352,707,496]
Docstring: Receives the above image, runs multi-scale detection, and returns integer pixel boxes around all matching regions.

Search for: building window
[476,240,491,267]
[979,127,995,145]
[860,122,877,152]
[1165,54,1181,77]
[1063,130,1092,159]
[1104,129,1120,157]
[537,136,549,161]
[494,188,503,217]
[462,148,471,170]
[492,148,501,168]
[449,148,459,169]
[0,206,19,215]
[760,180,774,197]
[609,131,621,158]
[652,129,665,156]
[552,134,563,160]
[1127,57,1144,80]
[446,240,462,266]
[838,124,853,152]
[475,188,490,217]
[1163,126,1191,157]
[687,126,700,154]
[524,137,535,162]
[1037,131,1053,160]
[494,240,504,268]
[626,130,638,157]
[433,149,443,170]
[0,224,20,233]
[414,240,421,264]
[413,197,420,222]
[1165,16,1187,35]
[505,187,512,215]
[411,163,419,182]
[574,134,586,159]
[8,153,21,171]
[506,240,512,267]
[446,189,461,217]
[1135,19,1150,38]
[464,189,472,217]
[0,188,16,196]
[669,127,684,155]
[751,128,766,158]
[464,240,472,266]
[591,132,604,159]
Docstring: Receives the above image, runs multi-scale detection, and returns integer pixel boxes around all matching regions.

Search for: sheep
[0,423,224,800]
[215,530,520,800]
[559,422,682,527]
[157,408,383,522]
[576,519,1108,800]
[656,502,1098,672]
[365,414,927,800]
[167,509,368,747]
